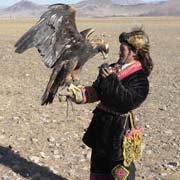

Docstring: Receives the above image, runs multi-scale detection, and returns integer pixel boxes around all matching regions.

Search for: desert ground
[0,17,180,180]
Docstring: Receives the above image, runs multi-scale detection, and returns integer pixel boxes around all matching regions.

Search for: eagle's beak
[101,43,109,59]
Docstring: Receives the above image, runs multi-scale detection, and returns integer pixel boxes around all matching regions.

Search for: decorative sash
[112,62,142,81]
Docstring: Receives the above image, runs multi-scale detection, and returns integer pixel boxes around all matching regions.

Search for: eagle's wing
[15,4,81,68]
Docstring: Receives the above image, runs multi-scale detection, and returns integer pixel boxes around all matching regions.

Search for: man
[60,27,153,180]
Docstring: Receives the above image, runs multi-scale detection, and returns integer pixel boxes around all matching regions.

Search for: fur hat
[119,28,150,54]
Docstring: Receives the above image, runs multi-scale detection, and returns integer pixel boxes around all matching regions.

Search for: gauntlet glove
[59,84,99,104]
[58,84,84,104]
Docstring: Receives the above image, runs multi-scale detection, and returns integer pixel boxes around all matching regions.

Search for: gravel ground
[0,17,180,180]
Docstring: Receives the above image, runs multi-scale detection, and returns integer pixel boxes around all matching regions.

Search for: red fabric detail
[112,62,142,81]
[117,169,123,177]
[81,88,87,103]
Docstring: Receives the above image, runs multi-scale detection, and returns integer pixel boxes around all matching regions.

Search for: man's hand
[99,63,113,79]
[100,66,113,79]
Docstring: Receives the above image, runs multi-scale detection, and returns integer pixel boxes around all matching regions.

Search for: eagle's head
[90,39,109,59]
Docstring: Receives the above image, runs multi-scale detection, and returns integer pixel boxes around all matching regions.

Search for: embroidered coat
[82,62,149,161]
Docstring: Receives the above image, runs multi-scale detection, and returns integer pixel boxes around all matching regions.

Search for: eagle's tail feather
[41,63,65,105]
[41,91,55,105]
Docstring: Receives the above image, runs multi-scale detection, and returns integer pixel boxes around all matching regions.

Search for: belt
[97,102,127,116]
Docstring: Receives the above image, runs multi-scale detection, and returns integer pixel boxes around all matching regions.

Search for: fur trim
[119,28,150,53]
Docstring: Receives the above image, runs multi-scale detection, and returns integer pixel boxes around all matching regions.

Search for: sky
[0,0,165,7]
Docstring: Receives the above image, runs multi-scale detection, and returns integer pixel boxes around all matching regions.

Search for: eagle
[15,4,109,105]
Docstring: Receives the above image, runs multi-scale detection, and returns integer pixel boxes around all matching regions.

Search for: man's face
[118,42,130,64]
[118,42,137,64]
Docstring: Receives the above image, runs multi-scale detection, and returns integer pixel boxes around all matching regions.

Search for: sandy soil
[0,17,180,180]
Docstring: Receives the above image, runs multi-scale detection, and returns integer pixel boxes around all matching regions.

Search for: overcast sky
[0,0,165,7]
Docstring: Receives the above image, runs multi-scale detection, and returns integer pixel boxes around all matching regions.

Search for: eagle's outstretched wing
[15,4,109,106]
[15,3,82,68]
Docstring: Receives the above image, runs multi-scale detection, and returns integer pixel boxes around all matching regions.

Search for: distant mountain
[143,0,180,16]
[74,0,171,17]
[0,0,179,18]
[112,0,168,5]
[5,0,41,12]
[0,0,47,18]
[112,0,145,5]
[74,0,113,16]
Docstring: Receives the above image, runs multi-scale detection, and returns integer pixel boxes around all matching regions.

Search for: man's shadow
[0,146,68,180]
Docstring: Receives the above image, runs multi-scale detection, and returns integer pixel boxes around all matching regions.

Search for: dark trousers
[90,150,136,180]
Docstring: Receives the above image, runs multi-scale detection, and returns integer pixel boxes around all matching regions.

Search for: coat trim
[112,62,142,81]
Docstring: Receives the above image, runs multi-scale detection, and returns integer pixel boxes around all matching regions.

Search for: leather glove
[58,88,73,102]
[58,84,84,104]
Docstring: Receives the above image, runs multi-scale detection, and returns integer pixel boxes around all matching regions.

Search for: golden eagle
[15,4,109,105]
